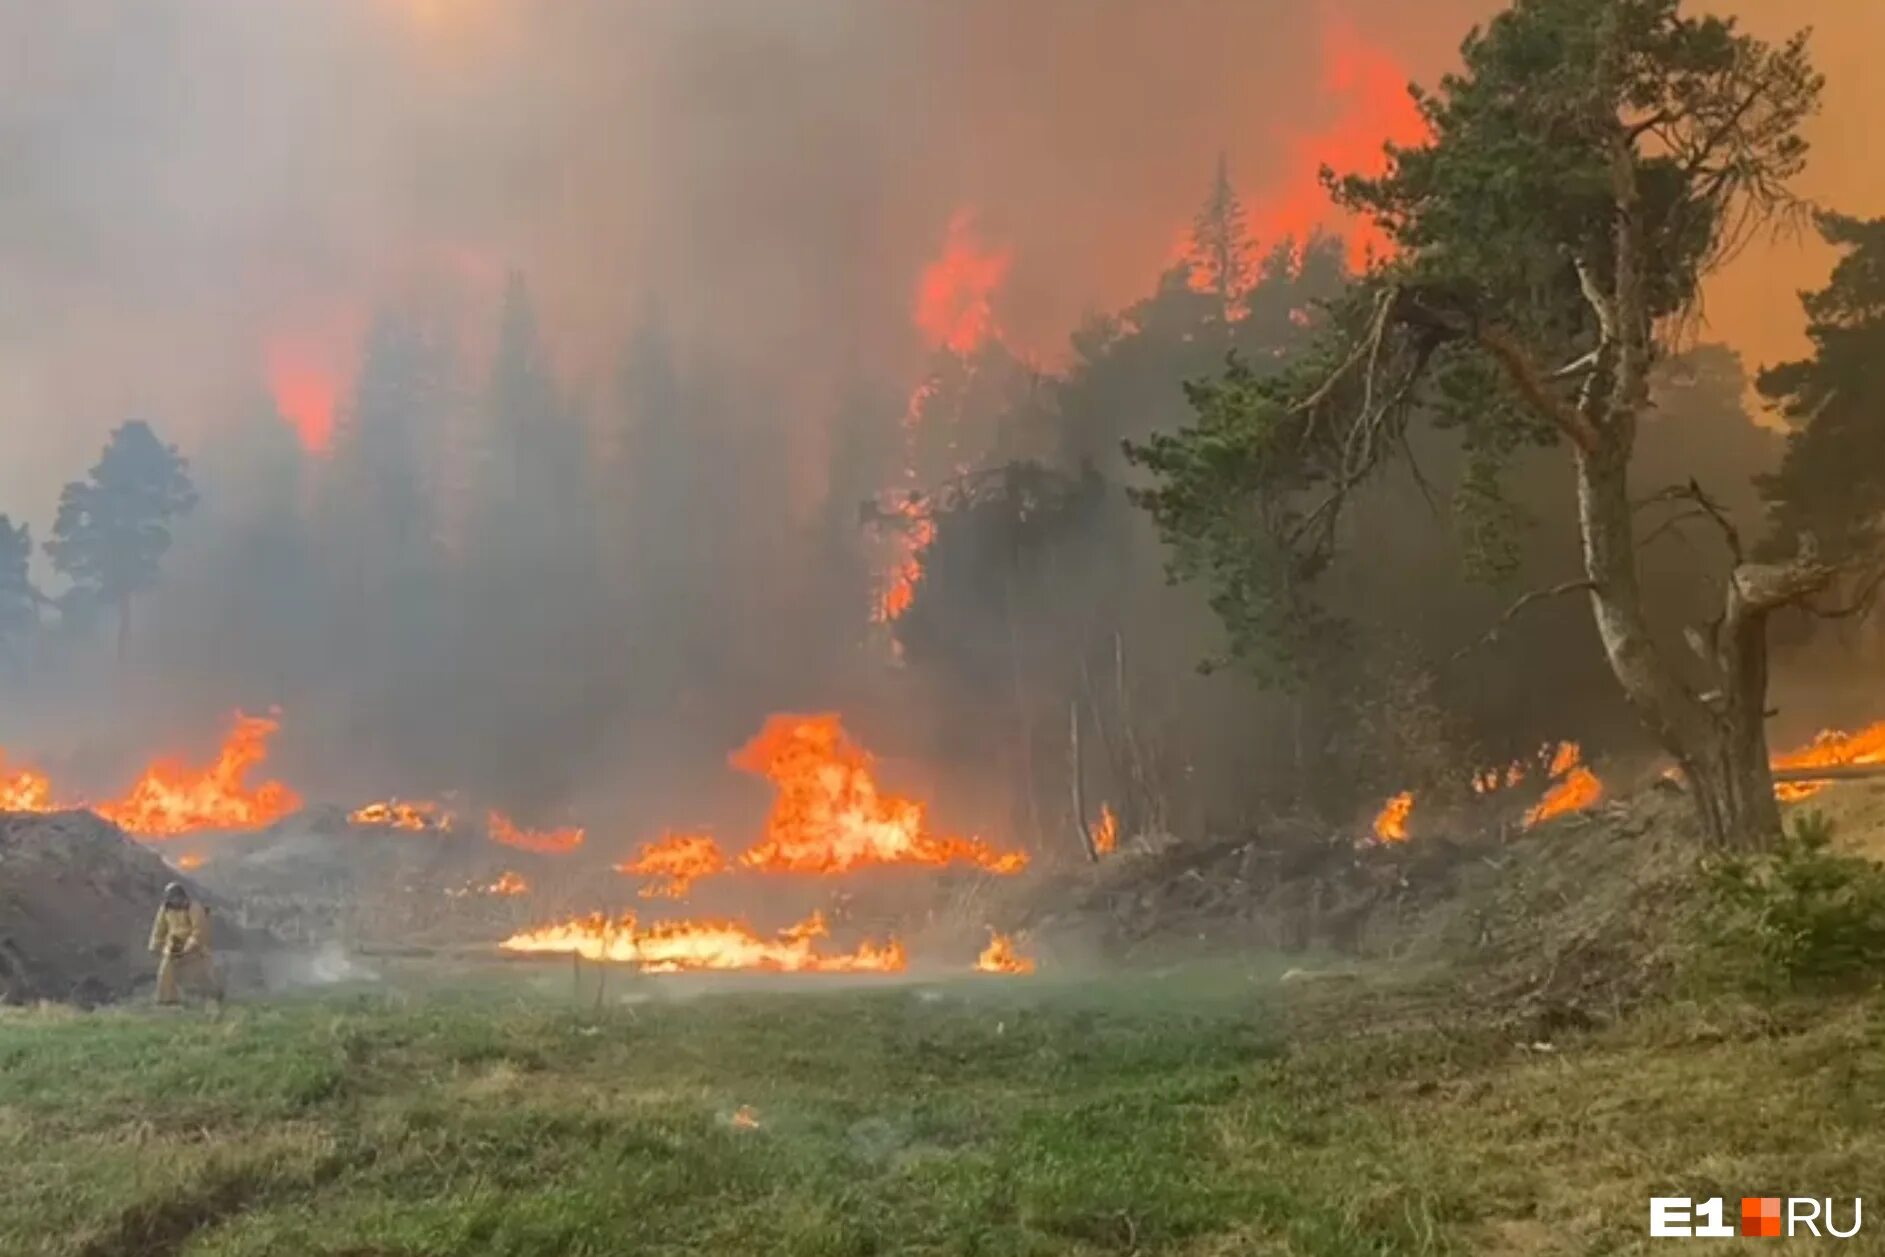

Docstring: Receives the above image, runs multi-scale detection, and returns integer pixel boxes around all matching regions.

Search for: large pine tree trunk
[1573,440,1789,849]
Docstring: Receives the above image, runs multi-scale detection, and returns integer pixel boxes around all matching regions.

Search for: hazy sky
[0,0,1878,528]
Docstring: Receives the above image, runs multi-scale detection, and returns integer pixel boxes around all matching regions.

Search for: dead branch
[1451,578,1596,661]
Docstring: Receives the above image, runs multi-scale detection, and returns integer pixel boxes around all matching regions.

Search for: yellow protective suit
[149,901,222,1004]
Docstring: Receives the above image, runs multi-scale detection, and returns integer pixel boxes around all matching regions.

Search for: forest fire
[1092,802,1119,855]
[616,832,728,899]
[0,754,57,813]
[1524,743,1605,827]
[871,492,937,625]
[1770,723,1885,801]
[94,712,301,838]
[731,713,1027,876]
[913,208,1011,357]
[975,931,1035,975]
[499,909,906,974]
[1371,742,1604,841]
[486,811,584,855]
[349,799,454,832]
[1253,18,1430,268]
[1372,791,1413,843]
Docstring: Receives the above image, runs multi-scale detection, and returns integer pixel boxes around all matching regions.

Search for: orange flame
[975,930,1035,975]
[486,810,584,855]
[872,492,937,625]
[728,1106,762,1130]
[913,209,1011,357]
[94,712,301,838]
[1250,18,1429,269]
[731,713,1027,876]
[264,339,340,453]
[499,909,906,974]
[1372,790,1413,843]
[0,753,58,814]
[1770,723,1885,802]
[1373,741,1602,840]
[1523,743,1604,827]
[616,832,728,899]
[1092,802,1119,855]
[350,798,454,832]
[486,870,529,896]
[173,853,206,872]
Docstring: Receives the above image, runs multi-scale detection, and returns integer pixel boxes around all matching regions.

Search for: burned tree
[1129,0,1846,848]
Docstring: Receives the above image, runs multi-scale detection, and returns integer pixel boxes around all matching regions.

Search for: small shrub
[1695,811,1885,990]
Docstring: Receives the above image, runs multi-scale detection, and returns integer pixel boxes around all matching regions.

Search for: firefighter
[149,882,222,1006]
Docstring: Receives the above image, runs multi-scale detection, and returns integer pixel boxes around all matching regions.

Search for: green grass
[3,964,1882,1256]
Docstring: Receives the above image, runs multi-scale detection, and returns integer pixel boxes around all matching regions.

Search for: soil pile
[0,810,215,1005]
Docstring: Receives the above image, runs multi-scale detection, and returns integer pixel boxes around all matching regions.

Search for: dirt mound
[0,810,218,1005]
[1017,782,1718,1028]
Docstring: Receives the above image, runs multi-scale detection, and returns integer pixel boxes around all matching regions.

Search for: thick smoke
[0,0,1879,851]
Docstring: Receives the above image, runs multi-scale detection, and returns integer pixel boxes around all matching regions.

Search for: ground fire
[499,910,906,974]
[0,754,56,813]
[732,713,1026,876]
[1371,742,1603,841]
[975,931,1035,975]
[1770,723,1885,802]
[349,799,454,832]
[616,832,728,900]
[486,810,584,855]
[94,712,301,838]
[1093,803,1119,856]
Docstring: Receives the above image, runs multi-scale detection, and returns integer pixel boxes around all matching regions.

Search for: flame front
[1770,723,1885,802]
[94,712,301,838]
[1092,802,1119,855]
[0,753,57,813]
[1523,743,1604,827]
[350,798,454,832]
[500,909,906,974]
[1372,790,1413,843]
[975,930,1035,975]
[617,832,728,899]
[486,810,584,855]
[731,713,1026,876]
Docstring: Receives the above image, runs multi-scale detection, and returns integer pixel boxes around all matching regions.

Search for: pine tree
[46,420,197,659]
[0,515,39,667]
[1186,153,1255,324]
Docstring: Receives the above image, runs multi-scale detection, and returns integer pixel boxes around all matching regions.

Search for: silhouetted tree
[1186,153,1255,325]
[46,420,197,660]
[0,515,39,670]
[1756,214,1885,565]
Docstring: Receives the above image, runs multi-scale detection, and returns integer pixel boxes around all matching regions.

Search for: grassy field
[2,960,1882,1257]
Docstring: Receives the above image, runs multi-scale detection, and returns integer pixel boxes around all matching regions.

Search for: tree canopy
[46,420,197,654]
[1126,0,1830,846]
[1756,213,1885,565]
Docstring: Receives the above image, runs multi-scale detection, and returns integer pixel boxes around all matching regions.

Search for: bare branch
[1450,578,1596,662]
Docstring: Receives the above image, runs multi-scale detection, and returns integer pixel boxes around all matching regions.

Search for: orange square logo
[1741,1197,1782,1238]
